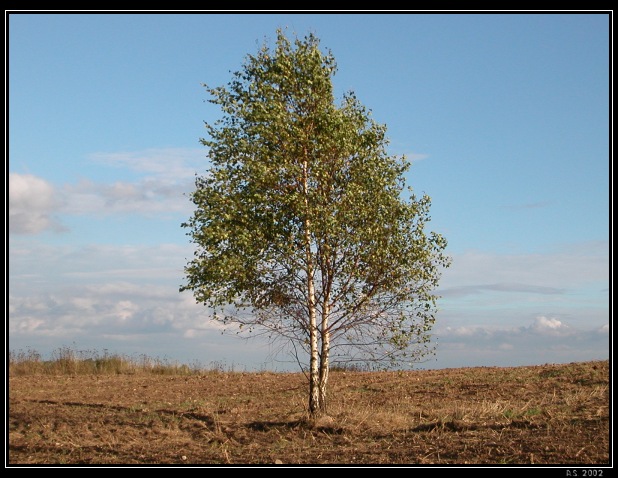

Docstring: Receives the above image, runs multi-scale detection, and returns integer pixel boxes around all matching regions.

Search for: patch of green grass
[503,407,543,419]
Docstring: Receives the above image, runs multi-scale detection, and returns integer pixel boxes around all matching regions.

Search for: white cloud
[62,176,196,218]
[7,240,213,341]
[14,317,47,334]
[9,242,195,293]
[406,152,429,163]
[9,148,207,227]
[435,245,609,333]
[8,173,66,234]
[8,282,223,340]
[114,300,139,321]
[441,325,490,337]
[498,343,514,350]
[88,148,205,180]
[439,316,576,340]
[440,282,565,299]
[7,277,268,369]
[431,315,608,369]
[61,176,196,217]
[531,316,569,334]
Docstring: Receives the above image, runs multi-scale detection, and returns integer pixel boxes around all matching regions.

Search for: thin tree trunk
[302,159,320,419]
[318,301,330,414]
[307,261,319,418]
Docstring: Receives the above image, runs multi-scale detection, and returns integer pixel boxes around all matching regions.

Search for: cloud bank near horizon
[432,316,608,369]
[8,238,609,369]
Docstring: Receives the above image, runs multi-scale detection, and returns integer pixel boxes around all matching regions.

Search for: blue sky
[7,12,610,371]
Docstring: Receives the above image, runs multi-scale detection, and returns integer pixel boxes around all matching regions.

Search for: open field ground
[8,356,610,466]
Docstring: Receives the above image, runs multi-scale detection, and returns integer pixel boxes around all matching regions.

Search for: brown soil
[8,360,610,466]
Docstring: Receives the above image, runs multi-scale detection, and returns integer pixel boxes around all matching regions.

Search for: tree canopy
[181,29,450,416]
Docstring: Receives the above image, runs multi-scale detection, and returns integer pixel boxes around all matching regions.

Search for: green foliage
[181,29,450,370]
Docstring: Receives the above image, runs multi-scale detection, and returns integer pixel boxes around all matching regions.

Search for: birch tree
[181,29,450,418]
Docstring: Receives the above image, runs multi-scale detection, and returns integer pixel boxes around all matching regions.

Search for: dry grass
[7,349,610,466]
[8,346,217,376]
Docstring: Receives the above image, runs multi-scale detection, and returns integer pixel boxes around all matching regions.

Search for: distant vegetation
[8,345,231,376]
[8,345,372,376]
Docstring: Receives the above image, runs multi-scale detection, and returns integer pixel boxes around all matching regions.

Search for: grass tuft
[8,345,225,376]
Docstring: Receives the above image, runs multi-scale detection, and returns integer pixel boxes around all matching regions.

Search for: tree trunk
[308,275,319,418]
[302,159,321,419]
[318,317,330,414]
